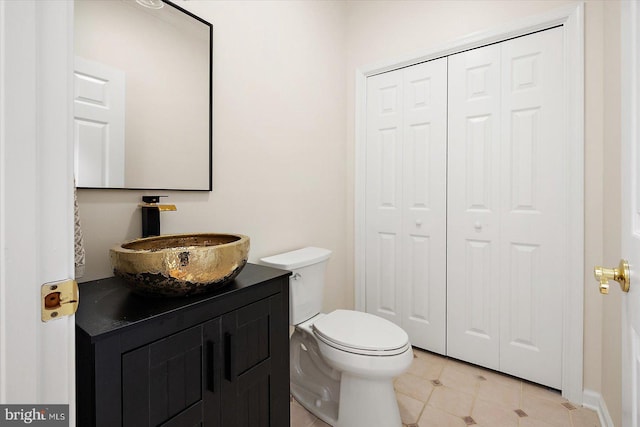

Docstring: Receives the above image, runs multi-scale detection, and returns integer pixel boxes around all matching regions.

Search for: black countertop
[75,263,290,341]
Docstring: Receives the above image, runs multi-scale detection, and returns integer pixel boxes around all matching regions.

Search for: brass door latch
[594,259,630,294]
[41,279,79,322]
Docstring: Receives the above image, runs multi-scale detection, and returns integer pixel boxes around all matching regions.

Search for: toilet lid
[312,310,409,354]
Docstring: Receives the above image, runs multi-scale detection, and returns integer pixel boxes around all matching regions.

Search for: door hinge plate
[41,279,79,322]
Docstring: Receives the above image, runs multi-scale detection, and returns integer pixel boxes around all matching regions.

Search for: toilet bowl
[260,247,413,427]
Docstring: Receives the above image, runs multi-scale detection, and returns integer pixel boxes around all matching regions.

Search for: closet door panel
[498,27,564,389]
[401,59,448,353]
[365,70,404,324]
[447,45,501,370]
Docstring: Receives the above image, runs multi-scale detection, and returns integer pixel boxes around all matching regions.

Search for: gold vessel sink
[110,233,249,297]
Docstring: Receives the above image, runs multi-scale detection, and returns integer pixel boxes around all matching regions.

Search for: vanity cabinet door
[115,296,287,427]
[121,319,222,427]
[220,295,287,427]
[76,266,290,427]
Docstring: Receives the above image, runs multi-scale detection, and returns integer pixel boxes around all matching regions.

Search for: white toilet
[260,247,413,427]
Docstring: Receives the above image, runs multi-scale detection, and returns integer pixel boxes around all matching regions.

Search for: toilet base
[335,373,402,427]
[292,372,403,427]
[291,383,339,426]
[290,327,340,425]
[290,322,411,427]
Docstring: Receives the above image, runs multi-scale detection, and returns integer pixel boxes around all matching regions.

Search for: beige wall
[583,0,605,401]
[602,2,622,426]
[77,1,350,314]
[77,0,621,420]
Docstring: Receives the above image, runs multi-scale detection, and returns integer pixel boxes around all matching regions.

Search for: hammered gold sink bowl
[110,233,249,297]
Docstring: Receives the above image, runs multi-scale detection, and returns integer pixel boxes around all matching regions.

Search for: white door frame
[0,0,76,420]
[620,1,639,426]
[354,2,584,403]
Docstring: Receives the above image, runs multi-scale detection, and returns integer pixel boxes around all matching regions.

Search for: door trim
[0,0,76,414]
[354,2,584,403]
[620,1,638,426]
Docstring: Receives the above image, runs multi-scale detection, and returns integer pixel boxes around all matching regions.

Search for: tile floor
[290,348,601,427]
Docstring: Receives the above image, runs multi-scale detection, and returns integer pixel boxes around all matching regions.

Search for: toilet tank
[260,247,331,325]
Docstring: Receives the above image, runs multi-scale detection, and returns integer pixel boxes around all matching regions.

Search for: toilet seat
[312,310,410,356]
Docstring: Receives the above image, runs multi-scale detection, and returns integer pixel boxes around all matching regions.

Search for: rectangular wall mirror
[74,0,212,191]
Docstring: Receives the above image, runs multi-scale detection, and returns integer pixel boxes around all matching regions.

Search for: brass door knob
[594,259,630,294]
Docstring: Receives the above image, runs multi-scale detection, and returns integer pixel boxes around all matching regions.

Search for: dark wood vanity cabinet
[76,264,290,427]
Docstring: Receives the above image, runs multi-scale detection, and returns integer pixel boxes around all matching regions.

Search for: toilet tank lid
[260,247,331,270]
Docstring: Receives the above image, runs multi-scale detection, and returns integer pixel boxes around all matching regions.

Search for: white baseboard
[583,389,614,427]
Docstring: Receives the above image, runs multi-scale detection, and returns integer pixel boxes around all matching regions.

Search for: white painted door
[621,2,640,425]
[365,69,403,326]
[0,0,76,420]
[74,57,125,187]
[498,27,565,389]
[365,58,448,352]
[447,27,565,388]
[400,61,448,353]
[447,43,502,370]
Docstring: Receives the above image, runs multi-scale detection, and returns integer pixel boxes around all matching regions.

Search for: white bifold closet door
[447,27,565,388]
[365,58,448,353]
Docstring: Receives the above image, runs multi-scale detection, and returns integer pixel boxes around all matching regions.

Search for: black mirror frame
[77,0,213,192]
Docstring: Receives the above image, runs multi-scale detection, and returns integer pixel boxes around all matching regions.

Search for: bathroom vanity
[75,263,290,427]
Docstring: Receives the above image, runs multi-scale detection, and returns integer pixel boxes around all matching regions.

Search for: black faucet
[140,196,177,238]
